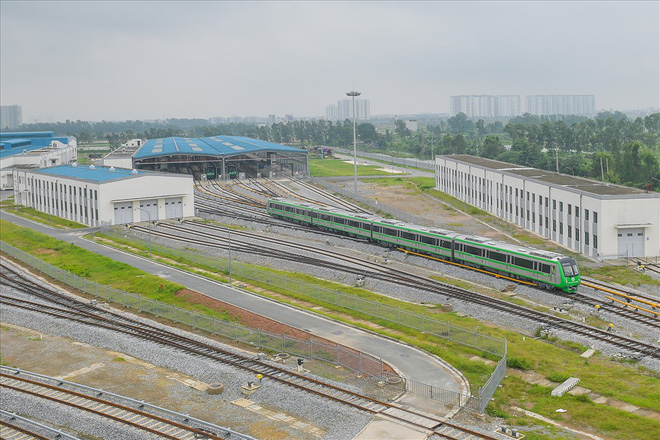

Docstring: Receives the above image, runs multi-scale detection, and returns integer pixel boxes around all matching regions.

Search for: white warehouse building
[435,155,660,259]
[12,164,194,227]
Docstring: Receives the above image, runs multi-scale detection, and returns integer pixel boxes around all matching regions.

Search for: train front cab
[559,257,580,293]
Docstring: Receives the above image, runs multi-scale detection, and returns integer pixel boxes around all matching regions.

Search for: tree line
[14,110,660,190]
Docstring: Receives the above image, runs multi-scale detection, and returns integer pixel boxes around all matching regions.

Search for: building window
[576,228,580,241]
[594,212,598,223]
[553,199,556,210]
[568,204,572,215]
[576,209,579,219]
[532,194,535,203]
[560,223,563,234]
[593,235,598,249]
[585,232,589,245]
[539,214,542,226]
[617,233,622,237]
[560,201,563,212]
[568,226,572,239]
[585,209,589,221]
[553,220,557,232]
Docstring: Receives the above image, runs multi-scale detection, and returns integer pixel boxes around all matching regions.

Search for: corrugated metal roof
[33,165,145,182]
[133,135,305,160]
[0,136,71,159]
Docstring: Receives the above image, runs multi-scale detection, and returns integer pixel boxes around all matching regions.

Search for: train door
[139,199,159,222]
[113,202,133,224]
[164,197,183,219]
[617,228,644,257]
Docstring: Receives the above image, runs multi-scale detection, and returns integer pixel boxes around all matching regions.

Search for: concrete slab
[353,417,428,440]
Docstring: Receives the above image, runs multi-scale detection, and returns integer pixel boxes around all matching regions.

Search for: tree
[357,123,378,144]
[482,135,505,159]
[394,119,411,137]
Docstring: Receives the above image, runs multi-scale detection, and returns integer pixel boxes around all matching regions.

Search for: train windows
[540,264,551,274]
[401,231,416,241]
[439,240,452,249]
[514,257,534,270]
[465,245,482,256]
[373,225,382,234]
[490,251,507,263]
[334,216,345,225]
[382,227,397,237]
[420,235,436,245]
[347,219,360,228]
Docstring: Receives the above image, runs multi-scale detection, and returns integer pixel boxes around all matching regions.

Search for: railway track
[579,277,660,322]
[0,409,77,440]
[0,367,252,440]
[0,262,498,438]
[128,220,660,358]
[290,177,371,213]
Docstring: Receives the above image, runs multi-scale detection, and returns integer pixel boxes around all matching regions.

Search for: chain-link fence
[332,148,435,172]
[100,227,506,358]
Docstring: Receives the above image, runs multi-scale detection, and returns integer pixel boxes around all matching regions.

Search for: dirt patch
[33,249,56,255]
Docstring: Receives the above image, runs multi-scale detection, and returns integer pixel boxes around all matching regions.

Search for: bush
[546,372,571,383]
[508,357,533,370]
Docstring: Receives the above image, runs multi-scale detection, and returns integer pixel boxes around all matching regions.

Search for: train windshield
[560,258,579,277]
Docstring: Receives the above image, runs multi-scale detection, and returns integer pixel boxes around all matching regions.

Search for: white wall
[436,156,660,259]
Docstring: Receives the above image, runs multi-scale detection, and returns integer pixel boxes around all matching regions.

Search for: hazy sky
[1,1,658,122]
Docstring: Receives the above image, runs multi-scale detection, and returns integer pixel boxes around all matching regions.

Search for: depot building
[12,164,194,227]
[435,155,660,259]
[103,135,308,180]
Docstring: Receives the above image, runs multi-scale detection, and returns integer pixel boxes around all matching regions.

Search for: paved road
[1,209,468,414]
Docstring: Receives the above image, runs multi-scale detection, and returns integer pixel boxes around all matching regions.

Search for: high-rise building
[0,105,23,130]
[450,96,520,117]
[326,99,370,120]
[525,95,595,116]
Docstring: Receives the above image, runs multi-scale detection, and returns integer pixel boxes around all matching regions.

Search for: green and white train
[267,198,581,293]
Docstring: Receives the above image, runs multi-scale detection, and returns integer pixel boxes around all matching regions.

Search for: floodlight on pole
[346,90,361,195]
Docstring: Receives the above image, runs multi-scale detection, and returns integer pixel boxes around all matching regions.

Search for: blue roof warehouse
[103,135,308,180]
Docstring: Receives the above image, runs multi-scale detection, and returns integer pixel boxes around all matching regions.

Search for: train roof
[453,234,567,260]
[269,198,570,261]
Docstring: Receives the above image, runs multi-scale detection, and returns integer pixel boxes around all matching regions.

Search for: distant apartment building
[0,105,23,130]
[525,95,595,116]
[450,95,521,118]
[326,99,371,121]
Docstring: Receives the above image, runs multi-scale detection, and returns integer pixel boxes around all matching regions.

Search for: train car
[266,198,580,293]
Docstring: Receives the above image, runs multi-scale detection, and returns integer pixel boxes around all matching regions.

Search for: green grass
[0,197,16,208]
[5,206,88,229]
[0,220,233,322]
[491,375,659,440]
[308,157,395,177]
[581,265,660,288]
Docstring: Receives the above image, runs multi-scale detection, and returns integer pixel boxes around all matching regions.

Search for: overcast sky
[1,1,658,123]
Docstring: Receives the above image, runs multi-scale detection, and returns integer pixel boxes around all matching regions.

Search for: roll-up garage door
[139,199,159,222]
[617,228,644,257]
[164,197,183,219]
[113,202,133,224]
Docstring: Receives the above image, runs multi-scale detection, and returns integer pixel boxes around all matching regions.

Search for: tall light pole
[346,90,361,194]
